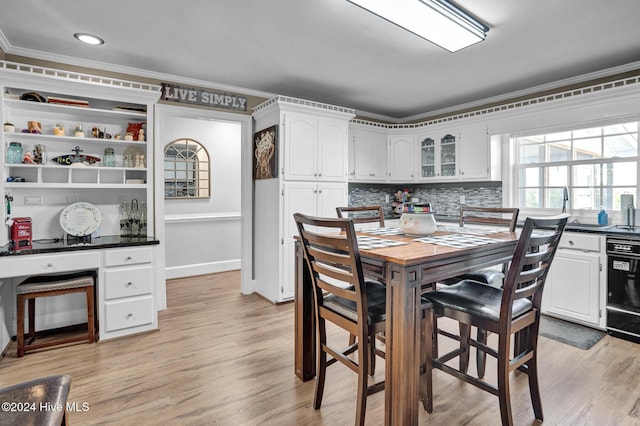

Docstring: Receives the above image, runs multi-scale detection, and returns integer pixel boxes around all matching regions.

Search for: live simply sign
[161,83,248,111]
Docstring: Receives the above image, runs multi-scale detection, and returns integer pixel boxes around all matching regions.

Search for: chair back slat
[295,213,369,322]
[336,205,385,227]
[459,206,519,231]
[500,214,568,323]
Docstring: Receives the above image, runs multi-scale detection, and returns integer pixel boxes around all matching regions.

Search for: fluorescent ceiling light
[347,0,488,52]
[74,33,105,45]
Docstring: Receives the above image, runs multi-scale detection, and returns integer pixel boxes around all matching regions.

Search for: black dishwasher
[606,236,640,343]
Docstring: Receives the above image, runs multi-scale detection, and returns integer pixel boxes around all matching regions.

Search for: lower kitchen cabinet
[542,233,604,328]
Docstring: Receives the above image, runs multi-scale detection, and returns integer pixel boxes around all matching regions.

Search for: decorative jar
[103,148,116,167]
[399,212,437,236]
[6,142,23,164]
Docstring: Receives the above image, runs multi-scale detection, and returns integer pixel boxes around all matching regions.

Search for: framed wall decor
[253,125,278,180]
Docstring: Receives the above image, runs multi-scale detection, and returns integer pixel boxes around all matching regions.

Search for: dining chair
[0,374,72,425]
[336,205,385,228]
[440,205,520,287]
[436,206,519,377]
[421,214,568,426]
[294,213,386,426]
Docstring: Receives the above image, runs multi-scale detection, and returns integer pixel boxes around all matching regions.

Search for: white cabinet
[281,181,347,299]
[542,233,604,328]
[349,126,387,181]
[458,124,490,180]
[283,112,348,182]
[388,134,417,182]
[252,96,355,302]
[418,130,458,180]
[101,247,156,339]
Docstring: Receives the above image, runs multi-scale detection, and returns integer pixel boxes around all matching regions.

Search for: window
[164,138,210,198]
[514,120,639,211]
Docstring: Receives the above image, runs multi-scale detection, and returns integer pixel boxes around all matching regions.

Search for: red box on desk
[11,217,32,250]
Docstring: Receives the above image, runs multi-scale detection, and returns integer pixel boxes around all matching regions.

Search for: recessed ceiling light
[73,33,104,45]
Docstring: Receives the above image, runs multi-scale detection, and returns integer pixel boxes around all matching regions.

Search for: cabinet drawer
[104,297,154,332]
[0,252,100,278]
[104,265,153,300]
[559,233,601,252]
[104,247,152,267]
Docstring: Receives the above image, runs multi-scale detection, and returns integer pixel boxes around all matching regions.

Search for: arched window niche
[164,138,210,198]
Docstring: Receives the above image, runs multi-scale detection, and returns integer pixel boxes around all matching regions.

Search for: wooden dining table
[294,226,519,425]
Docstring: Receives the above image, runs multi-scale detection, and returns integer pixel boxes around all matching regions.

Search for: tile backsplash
[349,182,503,218]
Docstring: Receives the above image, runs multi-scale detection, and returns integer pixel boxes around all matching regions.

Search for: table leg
[385,264,422,425]
[294,239,316,381]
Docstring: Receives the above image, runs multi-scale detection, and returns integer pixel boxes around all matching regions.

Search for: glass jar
[119,202,130,237]
[103,147,116,167]
[7,142,23,164]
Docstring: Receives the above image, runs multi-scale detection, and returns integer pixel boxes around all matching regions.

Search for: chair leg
[17,294,25,358]
[86,286,96,343]
[527,353,544,421]
[497,336,514,426]
[368,331,376,376]
[314,320,327,410]
[459,323,471,373]
[27,298,36,342]
[355,332,369,426]
[476,328,488,378]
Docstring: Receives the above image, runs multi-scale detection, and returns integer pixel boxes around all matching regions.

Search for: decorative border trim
[253,95,356,115]
[0,60,161,93]
[352,73,640,130]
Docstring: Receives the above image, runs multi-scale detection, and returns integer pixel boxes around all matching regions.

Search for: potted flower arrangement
[391,188,411,217]
[3,121,15,132]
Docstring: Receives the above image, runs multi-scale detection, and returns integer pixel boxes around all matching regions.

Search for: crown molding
[1,41,276,100]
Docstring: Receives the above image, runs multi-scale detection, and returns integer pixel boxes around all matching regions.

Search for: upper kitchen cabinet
[458,123,491,180]
[348,124,388,181]
[388,134,418,182]
[418,129,458,180]
[283,111,349,182]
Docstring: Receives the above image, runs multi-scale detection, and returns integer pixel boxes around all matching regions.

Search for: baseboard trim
[165,260,241,280]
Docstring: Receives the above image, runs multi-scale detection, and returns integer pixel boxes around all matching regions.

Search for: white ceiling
[1,0,640,121]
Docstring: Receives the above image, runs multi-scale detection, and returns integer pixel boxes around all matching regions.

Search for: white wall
[158,110,243,279]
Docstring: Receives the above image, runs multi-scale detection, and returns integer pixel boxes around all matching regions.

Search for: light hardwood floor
[1,270,640,425]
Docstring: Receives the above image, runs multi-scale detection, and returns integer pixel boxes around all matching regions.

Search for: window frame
[513,117,640,213]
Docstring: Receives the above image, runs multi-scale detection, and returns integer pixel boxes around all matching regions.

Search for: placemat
[415,234,502,248]
[357,235,408,250]
[436,225,501,236]
[361,227,404,236]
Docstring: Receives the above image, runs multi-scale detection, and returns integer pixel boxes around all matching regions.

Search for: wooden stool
[17,272,96,357]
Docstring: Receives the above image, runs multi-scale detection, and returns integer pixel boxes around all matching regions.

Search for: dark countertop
[0,235,159,257]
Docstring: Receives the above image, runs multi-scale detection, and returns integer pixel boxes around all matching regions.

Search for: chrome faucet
[562,186,569,213]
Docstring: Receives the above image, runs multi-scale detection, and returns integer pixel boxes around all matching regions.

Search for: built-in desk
[0,237,160,355]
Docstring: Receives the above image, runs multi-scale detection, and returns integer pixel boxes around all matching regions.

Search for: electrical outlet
[24,195,43,205]
[385,194,390,203]
[460,195,466,204]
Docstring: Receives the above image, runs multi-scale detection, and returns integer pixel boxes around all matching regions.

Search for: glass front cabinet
[420,130,458,180]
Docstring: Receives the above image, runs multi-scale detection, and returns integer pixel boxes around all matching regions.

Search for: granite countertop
[0,235,159,257]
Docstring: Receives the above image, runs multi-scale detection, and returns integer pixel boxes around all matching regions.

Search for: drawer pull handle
[568,240,574,246]
[46,263,53,268]
[125,256,133,261]
[126,313,133,318]
[126,282,132,287]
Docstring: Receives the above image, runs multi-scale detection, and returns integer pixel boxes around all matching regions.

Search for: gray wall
[349,182,502,218]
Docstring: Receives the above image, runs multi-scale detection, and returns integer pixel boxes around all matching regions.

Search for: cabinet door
[353,128,387,181]
[282,182,317,240]
[316,183,347,219]
[283,113,317,180]
[439,132,457,179]
[388,135,417,182]
[281,239,296,301]
[459,124,490,180]
[543,249,601,326]
[317,118,347,181]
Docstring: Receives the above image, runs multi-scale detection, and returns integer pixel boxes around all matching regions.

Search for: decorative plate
[59,202,102,236]
[52,154,101,166]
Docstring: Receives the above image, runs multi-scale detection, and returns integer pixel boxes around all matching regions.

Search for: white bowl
[399,212,437,235]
